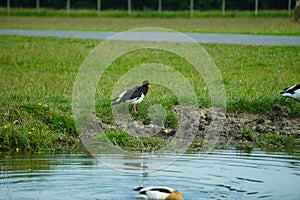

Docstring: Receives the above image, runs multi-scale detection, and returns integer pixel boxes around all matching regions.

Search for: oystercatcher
[134,186,184,200]
[280,84,300,102]
[112,80,153,113]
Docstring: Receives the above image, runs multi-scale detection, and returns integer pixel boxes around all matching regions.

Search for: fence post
[67,0,70,16]
[222,0,225,16]
[288,0,291,16]
[7,0,10,16]
[36,0,40,15]
[190,0,194,18]
[128,0,132,16]
[255,0,258,17]
[158,0,162,17]
[97,0,101,16]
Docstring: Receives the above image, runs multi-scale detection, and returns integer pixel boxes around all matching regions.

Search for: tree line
[1,0,297,11]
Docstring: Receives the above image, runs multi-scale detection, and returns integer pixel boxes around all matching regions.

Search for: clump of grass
[234,129,298,150]
[19,104,76,134]
[236,128,255,141]
[96,131,165,152]
[257,133,297,150]
[234,128,256,149]
[188,138,205,153]
[0,103,81,154]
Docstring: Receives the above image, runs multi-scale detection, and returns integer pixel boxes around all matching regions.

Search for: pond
[1,149,300,200]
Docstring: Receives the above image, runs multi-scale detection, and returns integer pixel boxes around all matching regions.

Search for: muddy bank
[196,105,300,148]
[106,105,300,150]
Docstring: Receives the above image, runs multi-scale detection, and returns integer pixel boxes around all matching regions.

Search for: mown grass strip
[1,15,300,35]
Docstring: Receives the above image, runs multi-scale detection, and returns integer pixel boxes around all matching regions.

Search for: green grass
[0,36,94,153]
[234,129,299,150]
[1,15,300,35]
[96,131,165,152]
[236,128,255,141]
[96,131,299,152]
[257,133,297,150]
[210,44,300,114]
[0,103,80,153]
[1,35,300,153]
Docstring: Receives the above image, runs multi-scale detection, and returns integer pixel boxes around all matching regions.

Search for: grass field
[0,34,299,153]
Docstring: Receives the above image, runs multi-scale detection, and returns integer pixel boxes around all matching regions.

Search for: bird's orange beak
[148,85,153,92]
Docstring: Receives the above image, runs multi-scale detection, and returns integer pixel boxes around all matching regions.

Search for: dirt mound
[173,105,298,147]
[104,105,300,149]
[172,104,300,147]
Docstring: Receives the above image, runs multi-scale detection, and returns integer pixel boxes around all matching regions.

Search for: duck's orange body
[165,190,184,200]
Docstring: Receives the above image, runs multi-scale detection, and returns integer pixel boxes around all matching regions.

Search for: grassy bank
[1,15,300,35]
[100,131,298,153]
[0,35,299,153]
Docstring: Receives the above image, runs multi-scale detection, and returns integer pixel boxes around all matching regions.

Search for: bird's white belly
[294,90,300,101]
[146,191,168,199]
[126,94,145,105]
[283,90,300,102]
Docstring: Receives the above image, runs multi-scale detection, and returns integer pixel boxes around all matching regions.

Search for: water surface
[1,149,300,200]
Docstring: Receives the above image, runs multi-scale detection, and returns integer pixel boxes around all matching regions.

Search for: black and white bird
[111,80,153,113]
[134,186,184,200]
[280,84,300,102]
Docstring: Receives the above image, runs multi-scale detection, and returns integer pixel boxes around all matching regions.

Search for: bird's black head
[140,80,153,94]
[142,80,150,86]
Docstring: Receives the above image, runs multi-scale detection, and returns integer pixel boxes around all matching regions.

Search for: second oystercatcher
[280,84,300,102]
[112,80,153,113]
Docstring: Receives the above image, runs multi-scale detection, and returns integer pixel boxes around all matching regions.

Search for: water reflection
[1,149,300,200]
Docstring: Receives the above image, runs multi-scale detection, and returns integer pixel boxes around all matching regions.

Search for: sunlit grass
[0,103,80,153]
[206,44,300,114]
[96,131,165,152]
[258,133,297,150]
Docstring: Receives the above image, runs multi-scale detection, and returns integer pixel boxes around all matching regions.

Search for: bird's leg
[132,104,137,113]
